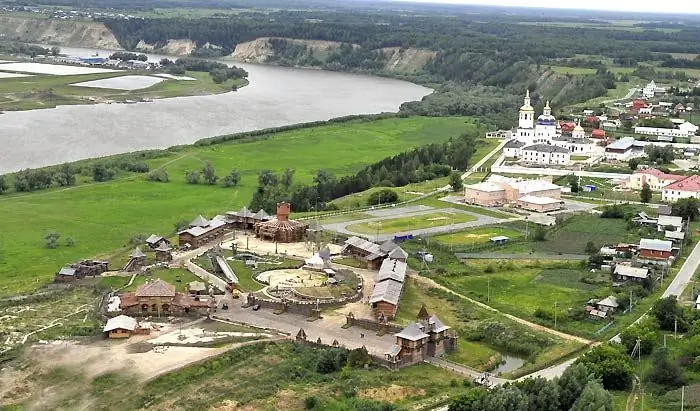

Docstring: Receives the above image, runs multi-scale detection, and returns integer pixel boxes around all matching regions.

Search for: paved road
[491,165,630,179]
[322,207,512,242]
[425,357,508,387]
[663,240,700,298]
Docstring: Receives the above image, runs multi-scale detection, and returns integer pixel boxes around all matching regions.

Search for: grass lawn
[97,268,201,292]
[570,155,590,161]
[421,196,517,219]
[0,70,244,111]
[347,210,477,234]
[433,225,524,246]
[0,116,475,296]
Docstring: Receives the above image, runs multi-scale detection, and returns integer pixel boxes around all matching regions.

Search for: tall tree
[571,381,613,411]
[281,168,295,189]
[450,172,464,192]
[629,157,640,171]
[0,175,7,194]
[652,296,688,332]
[673,198,700,221]
[575,344,633,390]
[55,163,76,187]
[202,162,218,185]
[558,363,592,410]
[478,386,529,411]
[640,182,652,204]
[646,347,685,388]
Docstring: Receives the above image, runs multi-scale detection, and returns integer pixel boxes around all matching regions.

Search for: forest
[92,8,700,120]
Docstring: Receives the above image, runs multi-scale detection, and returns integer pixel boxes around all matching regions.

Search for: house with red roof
[591,129,606,139]
[628,168,685,191]
[559,121,576,133]
[662,175,700,202]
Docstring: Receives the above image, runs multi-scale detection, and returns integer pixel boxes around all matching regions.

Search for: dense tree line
[449,363,613,411]
[249,131,479,213]
[0,42,57,57]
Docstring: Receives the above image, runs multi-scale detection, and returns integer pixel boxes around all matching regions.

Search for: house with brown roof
[118,279,214,316]
[178,214,228,248]
[385,305,456,365]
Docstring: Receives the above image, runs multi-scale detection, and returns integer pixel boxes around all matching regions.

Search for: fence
[344,316,402,334]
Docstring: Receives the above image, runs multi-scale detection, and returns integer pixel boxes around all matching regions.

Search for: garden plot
[0,289,100,353]
[0,72,32,79]
[0,62,117,75]
[72,75,164,90]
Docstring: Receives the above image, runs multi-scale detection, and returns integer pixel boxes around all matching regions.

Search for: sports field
[0,116,476,295]
[433,225,524,246]
[346,210,477,235]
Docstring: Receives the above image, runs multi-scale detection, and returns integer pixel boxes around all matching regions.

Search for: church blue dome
[537,114,556,126]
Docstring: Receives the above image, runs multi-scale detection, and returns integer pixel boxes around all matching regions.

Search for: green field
[0,70,244,111]
[347,210,477,235]
[433,225,524,246]
[0,116,476,296]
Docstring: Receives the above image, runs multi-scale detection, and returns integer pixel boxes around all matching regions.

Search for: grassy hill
[0,116,476,296]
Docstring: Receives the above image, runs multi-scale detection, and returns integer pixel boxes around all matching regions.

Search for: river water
[0,46,431,173]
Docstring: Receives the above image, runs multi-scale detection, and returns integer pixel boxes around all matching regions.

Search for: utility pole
[487,278,490,303]
[682,385,685,411]
[630,289,633,311]
[554,301,558,329]
[675,317,678,339]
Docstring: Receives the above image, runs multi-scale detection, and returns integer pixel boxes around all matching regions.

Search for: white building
[552,136,598,155]
[642,80,666,99]
[521,144,571,165]
[604,137,646,161]
[503,139,526,158]
[634,122,698,138]
[514,91,560,145]
[662,175,700,203]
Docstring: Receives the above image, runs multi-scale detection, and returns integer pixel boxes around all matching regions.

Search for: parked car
[221,303,229,310]
[252,304,260,311]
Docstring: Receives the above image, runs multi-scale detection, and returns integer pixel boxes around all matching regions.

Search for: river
[0,46,432,173]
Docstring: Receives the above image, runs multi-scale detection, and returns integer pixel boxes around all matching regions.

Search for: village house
[613,265,649,283]
[657,215,684,232]
[662,175,700,203]
[118,279,215,316]
[154,241,173,262]
[637,238,674,262]
[385,305,456,365]
[627,168,685,191]
[642,80,666,99]
[634,122,698,138]
[103,315,137,339]
[341,236,388,269]
[551,136,597,155]
[503,139,526,158]
[178,214,227,248]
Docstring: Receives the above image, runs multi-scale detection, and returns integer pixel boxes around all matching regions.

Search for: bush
[146,168,169,183]
[304,396,318,410]
[186,171,200,184]
[92,163,116,182]
[366,188,399,206]
[483,264,495,273]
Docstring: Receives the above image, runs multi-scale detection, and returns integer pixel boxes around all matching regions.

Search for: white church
[505,91,598,165]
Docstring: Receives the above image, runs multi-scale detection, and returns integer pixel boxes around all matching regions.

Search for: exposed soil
[359,384,426,402]
[0,16,121,49]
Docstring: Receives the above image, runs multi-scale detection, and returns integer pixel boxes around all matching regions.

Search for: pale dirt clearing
[0,62,117,75]
[72,75,163,90]
[221,236,342,260]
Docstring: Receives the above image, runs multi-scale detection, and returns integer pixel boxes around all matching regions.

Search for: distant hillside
[0,16,121,49]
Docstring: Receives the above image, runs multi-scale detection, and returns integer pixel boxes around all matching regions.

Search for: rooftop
[639,238,673,252]
[343,236,386,260]
[518,195,562,205]
[129,247,146,258]
[388,246,408,260]
[134,279,176,298]
[606,137,639,151]
[376,258,407,283]
[190,215,210,227]
[145,234,164,244]
[522,144,569,154]
[658,215,683,228]
[504,139,526,149]
[395,323,429,341]
[58,267,76,276]
[665,175,700,193]
[513,179,562,194]
[369,279,403,305]
[465,182,504,193]
[614,265,649,279]
[103,315,137,332]
[597,295,619,308]
[635,168,685,181]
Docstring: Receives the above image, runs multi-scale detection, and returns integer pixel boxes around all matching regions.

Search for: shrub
[147,168,169,183]
[304,396,318,410]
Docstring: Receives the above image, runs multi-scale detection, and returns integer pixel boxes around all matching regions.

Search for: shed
[489,236,510,245]
[613,265,649,282]
[103,315,137,339]
[596,296,619,312]
[583,185,597,192]
[188,281,206,295]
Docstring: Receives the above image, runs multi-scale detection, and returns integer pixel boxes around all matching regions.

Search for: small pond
[493,354,526,374]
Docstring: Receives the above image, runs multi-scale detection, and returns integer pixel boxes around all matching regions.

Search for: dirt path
[412,274,592,345]
[626,376,640,411]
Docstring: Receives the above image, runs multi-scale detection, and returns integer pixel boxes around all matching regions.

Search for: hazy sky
[400,0,700,15]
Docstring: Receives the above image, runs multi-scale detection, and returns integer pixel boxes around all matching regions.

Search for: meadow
[346,210,477,235]
[0,116,475,296]
[97,268,201,292]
